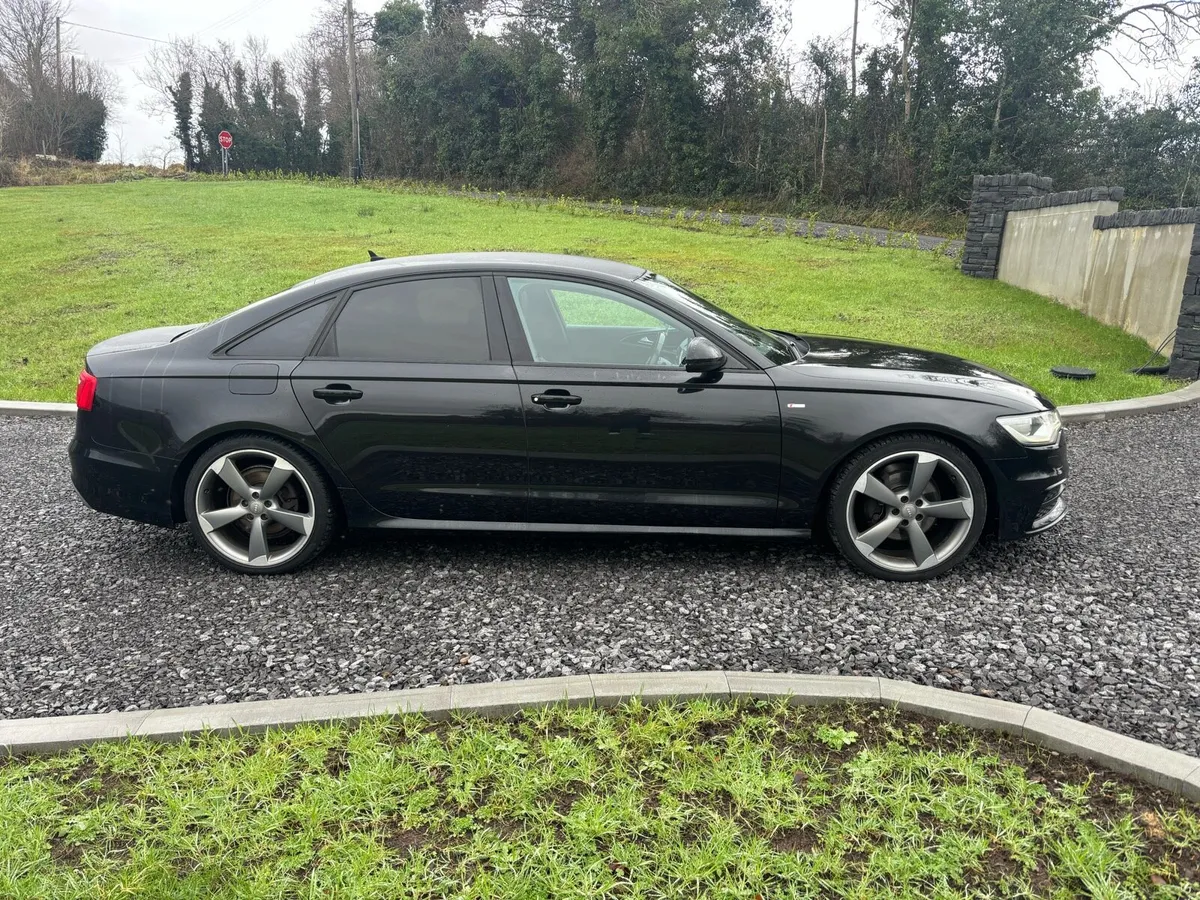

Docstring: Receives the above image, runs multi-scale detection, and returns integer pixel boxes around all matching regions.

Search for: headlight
[997,410,1062,447]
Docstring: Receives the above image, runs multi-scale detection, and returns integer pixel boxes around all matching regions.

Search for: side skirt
[370,519,811,538]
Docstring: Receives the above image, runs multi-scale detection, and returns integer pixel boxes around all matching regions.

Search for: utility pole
[345,0,362,181]
[850,0,859,99]
[55,16,62,155]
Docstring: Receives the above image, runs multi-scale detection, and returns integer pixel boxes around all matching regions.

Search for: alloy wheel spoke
[247,516,270,565]
[908,453,939,499]
[258,459,296,502]
[907,524,936,567]
[856,516,900,551]
[212,457,254,502]
[922,498,972,520]
[267,507,314,536]
[855,473,903,508]
[197,505,249,534]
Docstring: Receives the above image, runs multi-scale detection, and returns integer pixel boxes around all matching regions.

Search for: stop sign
[218,130,233,149]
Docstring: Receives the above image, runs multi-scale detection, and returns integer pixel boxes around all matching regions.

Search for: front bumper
[69,430,177,527]
[993,434,1069,540]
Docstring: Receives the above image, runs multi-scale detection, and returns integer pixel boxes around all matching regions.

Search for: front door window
[507,277,695,367]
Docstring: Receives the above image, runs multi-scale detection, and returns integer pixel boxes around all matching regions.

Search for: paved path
[0,411,1196,753]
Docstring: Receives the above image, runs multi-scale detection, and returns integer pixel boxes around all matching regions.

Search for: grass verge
[0,179,1174,404]
[1,699,1196,898]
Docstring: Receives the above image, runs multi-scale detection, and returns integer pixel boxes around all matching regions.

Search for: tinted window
[228,299,332,358]
[321,278,490,363]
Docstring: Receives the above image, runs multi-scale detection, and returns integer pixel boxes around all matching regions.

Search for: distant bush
[0,156,180,188]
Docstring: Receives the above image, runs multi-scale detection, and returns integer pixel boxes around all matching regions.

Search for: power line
[63,2,287,69]
[59,20,172,45]
[197,0,280,37]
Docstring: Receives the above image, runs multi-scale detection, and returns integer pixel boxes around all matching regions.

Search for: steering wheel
[619,328,672,365]
[645,329,669,365]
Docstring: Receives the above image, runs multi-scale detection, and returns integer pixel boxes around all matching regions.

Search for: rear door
[291,274,527,522]
[497,274,782,528]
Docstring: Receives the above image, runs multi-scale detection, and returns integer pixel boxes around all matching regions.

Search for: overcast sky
[62,0,1188,163]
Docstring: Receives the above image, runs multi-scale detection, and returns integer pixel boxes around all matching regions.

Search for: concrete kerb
[2,672,1198,801]
[2,379,1198,424]
[0,400,75,417]
[1057,378,1200,424]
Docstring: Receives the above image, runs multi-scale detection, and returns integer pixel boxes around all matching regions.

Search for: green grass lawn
[0,179,1175,404]
[1,700,1196,899]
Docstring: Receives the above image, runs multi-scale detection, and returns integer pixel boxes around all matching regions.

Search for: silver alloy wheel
[845,450,975,573]
[194,449,316,568]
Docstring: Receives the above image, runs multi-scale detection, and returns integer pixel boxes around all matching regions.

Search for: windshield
[638,274,795,365]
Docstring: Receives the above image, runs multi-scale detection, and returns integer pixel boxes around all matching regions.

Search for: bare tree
[1098,1,1200,65]
[110,126,126,163]
[0,0,74,152]
[137,38,200,119]
[141,141,179,170]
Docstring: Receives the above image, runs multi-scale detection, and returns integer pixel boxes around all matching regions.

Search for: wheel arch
[809,424,1000,536]
[170,426,345,525]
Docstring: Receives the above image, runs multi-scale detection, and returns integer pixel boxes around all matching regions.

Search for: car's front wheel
[183,435,337,575]
[827,434,987,581]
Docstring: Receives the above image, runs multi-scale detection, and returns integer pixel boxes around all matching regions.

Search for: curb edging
[0,400,75,417]
[3,672,1197,801]
[3,381,1198,424]
[1057,379,1200,423]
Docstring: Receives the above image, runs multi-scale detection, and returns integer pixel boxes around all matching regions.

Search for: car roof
[298,252,648,290]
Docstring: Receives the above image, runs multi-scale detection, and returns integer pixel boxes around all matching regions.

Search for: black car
[69,252,1066,581]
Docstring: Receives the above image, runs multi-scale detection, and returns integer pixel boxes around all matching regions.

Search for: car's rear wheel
[827,434,987,581]
[183,435,336,575]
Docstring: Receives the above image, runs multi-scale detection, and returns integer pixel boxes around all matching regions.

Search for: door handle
[531,391,582,409]
[313,384,363,404]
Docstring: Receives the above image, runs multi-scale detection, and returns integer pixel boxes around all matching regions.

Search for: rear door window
[319,278,490,363]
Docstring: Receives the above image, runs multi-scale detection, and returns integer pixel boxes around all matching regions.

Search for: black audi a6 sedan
[69,252,1066,580]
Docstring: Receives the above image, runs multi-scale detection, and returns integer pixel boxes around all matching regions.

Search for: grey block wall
[1169,223,1200,381]
[961,174,1054,279]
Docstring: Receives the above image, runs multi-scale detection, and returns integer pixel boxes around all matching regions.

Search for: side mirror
[684,336,727,373]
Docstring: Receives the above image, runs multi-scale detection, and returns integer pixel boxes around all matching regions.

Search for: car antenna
[368,250,385,262]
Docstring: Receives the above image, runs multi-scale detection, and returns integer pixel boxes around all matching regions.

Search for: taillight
[76,369,97,411]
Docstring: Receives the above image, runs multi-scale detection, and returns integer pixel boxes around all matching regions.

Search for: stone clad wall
[960,174,1054,279]
[961,176,1200,382]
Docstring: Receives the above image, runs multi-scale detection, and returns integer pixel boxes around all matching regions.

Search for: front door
[292,274,527,522]
[497,275,781,528]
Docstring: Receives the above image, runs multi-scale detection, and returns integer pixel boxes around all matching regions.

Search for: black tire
[183,434,338,575]
[826,433,987,581]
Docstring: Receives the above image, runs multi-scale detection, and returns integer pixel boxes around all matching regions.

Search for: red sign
[218,130,233,149]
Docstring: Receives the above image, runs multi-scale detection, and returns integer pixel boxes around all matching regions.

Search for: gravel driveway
[1,411,1197,754]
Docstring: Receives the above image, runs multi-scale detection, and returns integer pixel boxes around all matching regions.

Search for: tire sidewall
[828,434,988,581]
[183,434,335,575]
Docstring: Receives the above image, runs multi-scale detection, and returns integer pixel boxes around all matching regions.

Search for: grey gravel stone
[0,410,1197,754]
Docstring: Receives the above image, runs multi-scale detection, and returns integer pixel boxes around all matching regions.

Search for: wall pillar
[1168,223,1200,381]
[961,173,1054,278]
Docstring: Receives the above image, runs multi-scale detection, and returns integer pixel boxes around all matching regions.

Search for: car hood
[774,333,1053,412]
[87,325,201,357]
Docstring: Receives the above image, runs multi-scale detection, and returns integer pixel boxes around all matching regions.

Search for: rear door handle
[531,392,582,408]
[313,384,363,404]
